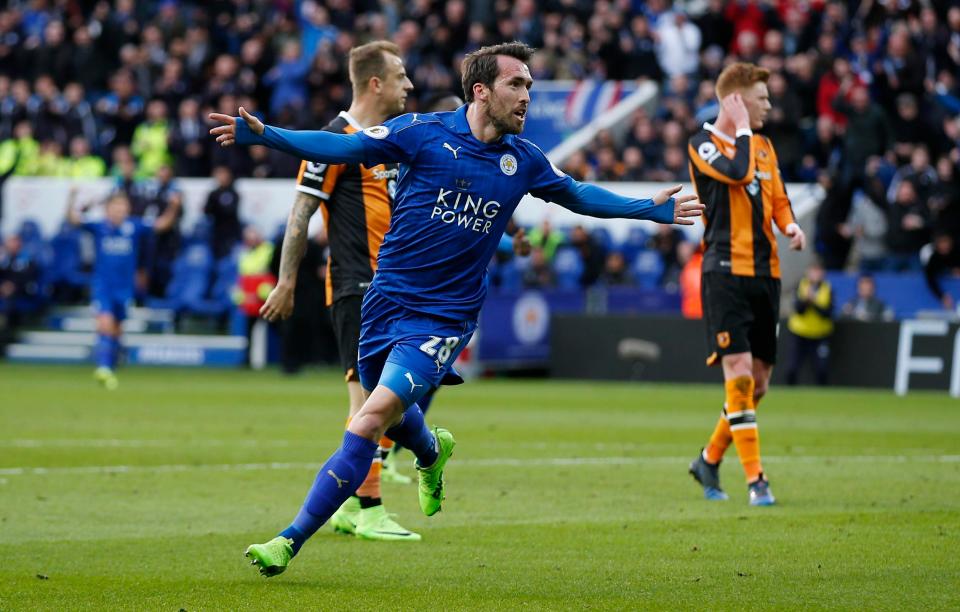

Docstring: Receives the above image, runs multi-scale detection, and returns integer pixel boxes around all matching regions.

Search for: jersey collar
[452,104,515,147]
[452,104,472,135]
[703,122,735,144]
[338,110,363,131]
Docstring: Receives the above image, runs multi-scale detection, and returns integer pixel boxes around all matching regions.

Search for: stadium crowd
[1,0,959,327]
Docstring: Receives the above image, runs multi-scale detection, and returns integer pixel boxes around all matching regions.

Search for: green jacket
[131,121,171,178]
[0,137,41,175]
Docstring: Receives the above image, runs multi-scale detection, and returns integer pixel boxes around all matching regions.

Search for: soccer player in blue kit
[67,191,180,389]
[210,42,704,576]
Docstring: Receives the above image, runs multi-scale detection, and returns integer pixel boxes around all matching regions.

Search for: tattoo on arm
[279,192,320,285]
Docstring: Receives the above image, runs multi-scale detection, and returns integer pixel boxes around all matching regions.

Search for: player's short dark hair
[461,42,535,103]
[715,62,770,99]
[349,40,402,94]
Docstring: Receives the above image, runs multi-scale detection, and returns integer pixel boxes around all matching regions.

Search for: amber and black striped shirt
[296,111,398,305]
[687,123,796,278]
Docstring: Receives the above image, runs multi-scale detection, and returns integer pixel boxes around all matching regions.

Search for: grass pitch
[0,364,958,611]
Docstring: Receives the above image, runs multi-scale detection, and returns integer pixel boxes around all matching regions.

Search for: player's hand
[209,107,264,147]
[785,222,806,251]
[512,228,531,256]
[721,93,750,131]
[259,283,295,322]
[655,185,704,226]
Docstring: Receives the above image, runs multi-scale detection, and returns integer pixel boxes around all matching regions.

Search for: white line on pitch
[0,455,958,477]
[0,439,293,448]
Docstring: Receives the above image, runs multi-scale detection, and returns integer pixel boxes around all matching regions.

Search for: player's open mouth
[514,109,526,120]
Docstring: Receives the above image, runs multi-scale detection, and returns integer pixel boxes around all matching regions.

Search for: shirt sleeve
[353,113,425,166]
[527,145,675,224]
[764,139,797,232]
[687,130,755,185]
[295,159,343,200]
[235,121,367,165]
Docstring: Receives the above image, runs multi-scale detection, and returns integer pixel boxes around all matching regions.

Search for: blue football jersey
[354,106,580,322]
[237,103,675,322]
[81,218,152,297]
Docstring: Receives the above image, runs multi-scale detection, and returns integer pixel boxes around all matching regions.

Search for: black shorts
[329,294,363,381]
[701,272,780,366]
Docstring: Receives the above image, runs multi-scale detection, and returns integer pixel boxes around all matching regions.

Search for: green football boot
[329,495,361,535]
[94,367,119,390]
[355,505,421,542]
[416,427,456,516]
[244,536,294,577]
[381,449,413,485]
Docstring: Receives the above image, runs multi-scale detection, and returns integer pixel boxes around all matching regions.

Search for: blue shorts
[92,289,131,321]
[358,286,475,408]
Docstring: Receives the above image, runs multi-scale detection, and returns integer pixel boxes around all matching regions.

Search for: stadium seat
[45,224,90,299]
[620,226,649,261]
[17,219,45,260]
[554,247,584,290]
[145,242,213,314]
[189,253,239,318]
[630,250,665,289]
[591,227,614,253]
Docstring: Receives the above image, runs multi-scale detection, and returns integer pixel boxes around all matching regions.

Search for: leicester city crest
[499,154,517,176]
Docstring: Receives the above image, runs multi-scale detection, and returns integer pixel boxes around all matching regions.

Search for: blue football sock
[280,431,377,554]
[94,334,112,369]
[385,404,438,468]
[108,337,121,369]
[418,388,437,416]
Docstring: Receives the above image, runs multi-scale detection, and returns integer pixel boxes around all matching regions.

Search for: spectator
[889,94,939,164]
[765,70,803,179]
[131,98,171,179]
[32,21,71,84]
[653,7,701,77]
[600,251,633,286]
[841,274,894,322]
[929,156,960,237]
[885,180,931,272]
[0,233,40,335]
[887,145,938,206]
[522,247,555,289]
[263,40,310,116]
[621,147,645,181]
[570,225,605,287]
[139,164,183,298]
[269,227,333,374]
[0,121,40,176]
[923,233,960,311]
[204,166,243,260]
[96,69,144,154]
[66,136,106,178]
[526,219,564,263]
[832,84,894,188]
[59,83,98,149]
[168,97,208,178]
[841,159,889,272]
[232,226,276,366]
[622,15,664,82]
[678,242,702,319]
[786,262,834,386]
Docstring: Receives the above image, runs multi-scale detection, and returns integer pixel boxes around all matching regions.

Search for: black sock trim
[358,496,382,509]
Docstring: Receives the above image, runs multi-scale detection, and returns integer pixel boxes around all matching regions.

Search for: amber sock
[725,376,763,483]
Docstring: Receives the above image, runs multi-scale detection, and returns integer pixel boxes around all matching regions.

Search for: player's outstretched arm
[260,192,320,322]
[209,107,367,165]
[545,180,704,225]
